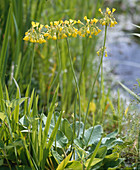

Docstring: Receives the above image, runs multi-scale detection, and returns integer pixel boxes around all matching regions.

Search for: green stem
[47,40,61,111]
[82,24,107,139]
[66,38,81,137]
[29,44,35,86]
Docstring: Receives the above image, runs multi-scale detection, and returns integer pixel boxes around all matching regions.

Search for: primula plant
[0,4,130,169]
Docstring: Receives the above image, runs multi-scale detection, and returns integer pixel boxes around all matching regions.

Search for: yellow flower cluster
[99,7,117,27]
[23,17,101,43]
[23,8,117,43]
[97,47,108,57]
[23,21,46,43]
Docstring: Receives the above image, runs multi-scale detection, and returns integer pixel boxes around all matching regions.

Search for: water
[104,14,140,95]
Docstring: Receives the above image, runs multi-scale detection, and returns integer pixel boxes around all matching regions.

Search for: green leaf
[43,84,59,148]
[0,159,4,166]
[86,136,103,170]
[96,146,107,158]
[0,112,6,121]
[106,130,118,138]
[52,149,63,164]
[85,158,103,167]
[61,119,73,142]
[56,152,72,170]
[104,152,119,162]
[46,111,62,152]
[0,6,12,83]
[119,82,140,102]
[4,97,27,108]
[85,125,103,146]
[55,130,68,148]
[65,160,82,170]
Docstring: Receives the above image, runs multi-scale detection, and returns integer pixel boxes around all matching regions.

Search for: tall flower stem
[47,40,61,111]
[29,44,35,86]
[82,24,107,139]
[66,38,81,137]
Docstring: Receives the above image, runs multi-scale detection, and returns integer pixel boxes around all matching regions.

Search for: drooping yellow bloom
[23,36,29,41]
[98,8,102,13]
[52,35,57,40]
[91,18,98,24]
[112,8,116,13]
[110,21,115,27]
[84,16,87,20]
[105,51,108,57]
[31,21,39,27]
[54,21,59,26]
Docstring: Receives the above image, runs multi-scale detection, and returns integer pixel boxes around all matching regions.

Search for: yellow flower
[97,51,100,56]
[102,21,106,26]
[60,20,63,24]
[77,31,82,36]
[59,27,63,32]
[52,35,57,40]
[94,31,98,35]
[31,21,39,27]
[84,16,87,20]
[54,21,59,26]
[108,11,111,15]
[114,21,118,25]
[44,33,49,37]
[45,25,49,28]
[97,28,102,33]
[69,19,73,24]
[110,21,115,27]
[82,34,85,37]
[89,35,92,38]
[64,20,69,25]
[77,20,81,24]
[105,51,107,57]
[106,7,110,12]
[25,32,28,35]
[98,8,102,13]
[86,30,90,34]
[91,18,98,24]
[50,22,53,26]
[23,36,29,41]
[112,8,116,13]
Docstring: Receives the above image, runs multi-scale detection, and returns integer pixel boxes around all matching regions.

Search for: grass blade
[119,82,140,102]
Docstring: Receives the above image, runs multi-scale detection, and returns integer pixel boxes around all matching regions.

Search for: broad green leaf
[85,158,102,167]
[61,118,73,141]
[86,136,103,170]
[56,152,72,170]
[74,144,87,160]
[55,130,68,148]
[43,84,59,148]
[0,112,6,121]
[106,130,118,138]
[52,149,63,164]
[96,146,107,158]
[104,152,119,162]
[65,160,82,170]
[119,82,140,102]
[85,125,103,146]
